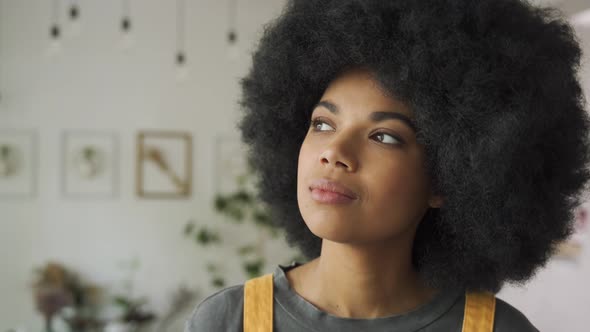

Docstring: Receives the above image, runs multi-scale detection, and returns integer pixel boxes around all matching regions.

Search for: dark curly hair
[237,0,590,293]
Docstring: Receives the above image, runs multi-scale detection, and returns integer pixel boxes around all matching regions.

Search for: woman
[186,0,590,331]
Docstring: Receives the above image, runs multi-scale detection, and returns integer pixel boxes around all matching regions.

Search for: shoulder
[493,297,539,332]
[184,284,244,332]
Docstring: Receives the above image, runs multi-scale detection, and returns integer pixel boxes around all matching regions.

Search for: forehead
[319,68,413,119]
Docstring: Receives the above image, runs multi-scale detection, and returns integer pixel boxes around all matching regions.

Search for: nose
[319,137,358,172]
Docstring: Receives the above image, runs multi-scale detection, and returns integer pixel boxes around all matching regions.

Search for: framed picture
[0,129,38,198]
[136,130,192,199]
[61,131,118,198]
[213,135,249,195]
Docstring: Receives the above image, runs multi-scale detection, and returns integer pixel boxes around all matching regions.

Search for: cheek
[297,141,313,194]
[374,169,411,197]
[297,139,338,217]
[297,139,315,175]
[364,164,429,223]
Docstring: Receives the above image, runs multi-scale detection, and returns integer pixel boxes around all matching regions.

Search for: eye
[371,132,403,145]
[310,118,334,132]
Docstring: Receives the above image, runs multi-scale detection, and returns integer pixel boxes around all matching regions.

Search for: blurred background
[0,0,589,331]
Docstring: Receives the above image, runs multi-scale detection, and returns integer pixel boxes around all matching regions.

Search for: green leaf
[212,277,226,288]
[196,229,211,245]
[206,262,218,273]
[195,227,221,245]
[228,207,244,221]
[252,210,267,222]
[237,245,256,255]
[243,258,265,278]
[183,221,195,236]
[214,196,228,211]
[236,174,248,186]
[268,227,280,238]
[113,296,131,308]
[233,190,252,203]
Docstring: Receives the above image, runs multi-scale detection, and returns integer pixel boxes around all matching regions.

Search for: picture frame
[61,130,119,199]
[0,129,38,199]
[136,130,192,199]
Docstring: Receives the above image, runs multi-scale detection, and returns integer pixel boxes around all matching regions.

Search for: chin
[302,211,359,242]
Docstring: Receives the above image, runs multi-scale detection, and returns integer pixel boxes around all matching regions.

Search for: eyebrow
[313,100,417,132]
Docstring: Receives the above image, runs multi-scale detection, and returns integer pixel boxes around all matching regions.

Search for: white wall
[0,0,292,330]
[1,1,589,331]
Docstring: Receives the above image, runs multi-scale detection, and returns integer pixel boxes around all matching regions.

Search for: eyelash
[309,117,405,146]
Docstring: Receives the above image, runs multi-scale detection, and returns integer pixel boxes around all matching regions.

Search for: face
[297,68,443,245]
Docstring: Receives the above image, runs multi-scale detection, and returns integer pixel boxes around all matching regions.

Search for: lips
[309,178,358,200]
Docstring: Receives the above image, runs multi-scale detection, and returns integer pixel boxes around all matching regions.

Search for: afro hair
[237,0,590,293]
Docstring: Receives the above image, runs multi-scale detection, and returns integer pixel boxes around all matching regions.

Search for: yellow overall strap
[462,291,496,332]
[244,273,274,332]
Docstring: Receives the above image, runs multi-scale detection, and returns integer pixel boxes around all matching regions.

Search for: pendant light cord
[51,0,61,38]
[228,0,238,43]
[229,0,237,32]
[176,0,185,52]
[122,0,131,32]
[0,0,3,102]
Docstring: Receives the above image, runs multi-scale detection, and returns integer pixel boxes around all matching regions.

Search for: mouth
[309,178,358,204]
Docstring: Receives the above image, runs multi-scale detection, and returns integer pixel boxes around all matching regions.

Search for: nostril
[336,161,348,168]
[320,156,350,169]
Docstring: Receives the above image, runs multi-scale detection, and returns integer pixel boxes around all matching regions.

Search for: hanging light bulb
[46,0,62,56]
[69,2,79,19]
[175,51,190,81]
[119,0,134,50]
[175,0,189,81]
[227,0,240,60]
[66,0,82,37]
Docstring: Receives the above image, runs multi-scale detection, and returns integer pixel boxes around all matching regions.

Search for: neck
[301,239,438,319]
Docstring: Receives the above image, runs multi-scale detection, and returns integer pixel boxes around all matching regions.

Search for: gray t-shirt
[184,262,539,331]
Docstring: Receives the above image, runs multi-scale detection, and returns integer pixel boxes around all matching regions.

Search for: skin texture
[287,67,444,319]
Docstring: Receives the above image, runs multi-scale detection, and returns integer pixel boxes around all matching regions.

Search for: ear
[428,195,444,208]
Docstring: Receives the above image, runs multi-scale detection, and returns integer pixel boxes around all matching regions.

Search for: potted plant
[105,258,155,332]
[184,166,305,288]
[32,262,103,332]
